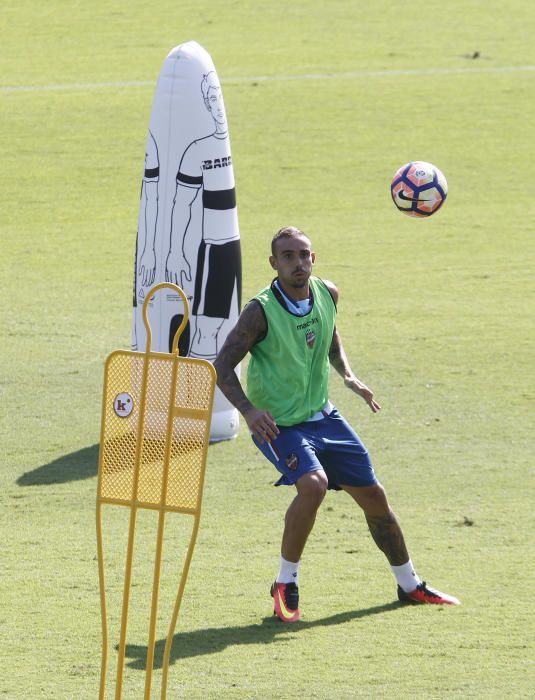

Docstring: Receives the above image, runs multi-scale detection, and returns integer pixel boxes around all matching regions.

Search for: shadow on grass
[123,601,403,669]
[16,438,228,487]
[16,444,99,486]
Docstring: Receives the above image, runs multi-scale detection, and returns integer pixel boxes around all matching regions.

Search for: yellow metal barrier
[96,283,216,699]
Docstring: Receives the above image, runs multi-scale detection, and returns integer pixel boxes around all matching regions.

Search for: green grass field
[2,1,534,697]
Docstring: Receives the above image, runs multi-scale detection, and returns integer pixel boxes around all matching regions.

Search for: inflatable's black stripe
[177,172,203,186]
[203,188,236,210]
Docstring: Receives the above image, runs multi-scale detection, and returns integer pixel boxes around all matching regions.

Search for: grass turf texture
[2,1,534,697]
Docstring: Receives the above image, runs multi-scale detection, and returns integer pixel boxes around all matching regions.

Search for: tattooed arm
[213,301,280,443]
[323,279,381,414]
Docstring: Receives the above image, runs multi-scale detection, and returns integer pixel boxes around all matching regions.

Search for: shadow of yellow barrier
[96,283,216,699]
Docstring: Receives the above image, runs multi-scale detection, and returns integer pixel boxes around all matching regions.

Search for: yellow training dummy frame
[96,283,216,699]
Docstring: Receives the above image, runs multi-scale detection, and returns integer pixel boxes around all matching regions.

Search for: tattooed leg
[365,511,409,566]
[342,482,410,566]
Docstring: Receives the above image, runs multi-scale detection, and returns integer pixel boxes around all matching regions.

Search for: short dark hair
[271,226,308,256]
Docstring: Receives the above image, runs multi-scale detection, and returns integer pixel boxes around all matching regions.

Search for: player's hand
[244,408,280,444]
[345,376,381,413]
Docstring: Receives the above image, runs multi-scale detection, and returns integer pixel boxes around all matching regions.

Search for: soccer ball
[391,161,448,218]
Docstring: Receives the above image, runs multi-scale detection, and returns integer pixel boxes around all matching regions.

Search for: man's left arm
[323,279,381,414]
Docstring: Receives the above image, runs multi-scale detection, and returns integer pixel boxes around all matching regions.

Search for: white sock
[277,556,300,585]
[391,559,421,593]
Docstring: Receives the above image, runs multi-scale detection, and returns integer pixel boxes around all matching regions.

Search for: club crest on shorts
[286,453,299,470]
[305,330,316,348]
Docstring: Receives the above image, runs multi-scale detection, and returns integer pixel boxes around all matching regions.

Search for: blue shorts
[252,407,377,490]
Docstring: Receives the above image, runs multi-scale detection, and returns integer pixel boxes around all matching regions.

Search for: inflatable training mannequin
[132,42,241,441]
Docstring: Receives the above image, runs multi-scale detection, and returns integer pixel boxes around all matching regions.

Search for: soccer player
[214,226,460,622]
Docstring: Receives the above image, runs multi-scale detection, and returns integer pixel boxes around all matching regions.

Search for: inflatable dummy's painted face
[205,85,227,128]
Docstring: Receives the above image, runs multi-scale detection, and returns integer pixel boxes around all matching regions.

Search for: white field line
[1,64,535,93]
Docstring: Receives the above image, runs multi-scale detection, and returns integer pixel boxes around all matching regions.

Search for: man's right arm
[214,301,279,443]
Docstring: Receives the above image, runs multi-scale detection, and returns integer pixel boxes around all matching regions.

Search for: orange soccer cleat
[398,581,460,606]
[271,581,301,622]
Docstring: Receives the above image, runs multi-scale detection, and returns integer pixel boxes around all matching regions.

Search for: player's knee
[297,470,328,505]
[352,481,392,516]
